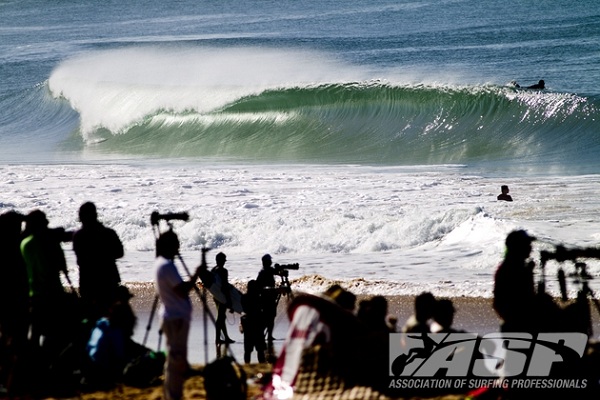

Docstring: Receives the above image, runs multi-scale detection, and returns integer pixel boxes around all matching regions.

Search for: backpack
[122,350,166,387]
[203,356,247,400]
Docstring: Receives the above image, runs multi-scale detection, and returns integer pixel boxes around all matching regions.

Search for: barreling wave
[69,83,599,168]
[45,46,600,168]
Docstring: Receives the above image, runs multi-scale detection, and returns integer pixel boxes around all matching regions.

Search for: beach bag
[122,350,165,387]
[203,356,247,400]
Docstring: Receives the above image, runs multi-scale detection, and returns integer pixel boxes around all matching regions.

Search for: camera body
[273,263,299,277]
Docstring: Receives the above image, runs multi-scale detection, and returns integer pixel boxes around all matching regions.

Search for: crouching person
[84,290,144,389]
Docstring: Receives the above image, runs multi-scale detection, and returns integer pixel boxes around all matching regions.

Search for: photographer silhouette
[256,254,278,345]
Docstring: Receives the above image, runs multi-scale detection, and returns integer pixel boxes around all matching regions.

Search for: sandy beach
[70,289,494,400]
[48,285,598,400]
[125,284,502,365]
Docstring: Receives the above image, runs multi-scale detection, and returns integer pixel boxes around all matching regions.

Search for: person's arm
[173,280,197,298]
[107,228,125,259]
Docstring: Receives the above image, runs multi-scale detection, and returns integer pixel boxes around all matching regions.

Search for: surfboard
[198,269,244,314]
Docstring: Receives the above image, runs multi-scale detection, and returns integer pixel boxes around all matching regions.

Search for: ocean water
[2,0,600,302]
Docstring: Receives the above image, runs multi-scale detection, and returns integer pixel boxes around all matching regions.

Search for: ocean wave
[49,83,600,165]
[27,47,600,167]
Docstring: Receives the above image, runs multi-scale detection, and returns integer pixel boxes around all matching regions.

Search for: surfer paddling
[511,79,545,90]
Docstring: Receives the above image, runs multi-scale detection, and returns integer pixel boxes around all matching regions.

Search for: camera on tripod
[150,211,189,226]
[273,263,300,277]
[540,245,600,264]
[538,244,600,301]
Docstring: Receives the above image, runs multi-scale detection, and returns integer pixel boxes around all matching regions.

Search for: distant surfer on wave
[511,79,545,90]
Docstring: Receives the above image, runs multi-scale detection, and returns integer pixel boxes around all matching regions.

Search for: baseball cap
[505,230,536,249]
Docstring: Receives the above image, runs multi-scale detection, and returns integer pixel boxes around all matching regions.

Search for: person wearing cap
[211,252,235,344]
[493,230,537,332]
[256,254,278,346]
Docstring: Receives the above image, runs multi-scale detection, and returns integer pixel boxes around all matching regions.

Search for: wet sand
[126,283,502,364]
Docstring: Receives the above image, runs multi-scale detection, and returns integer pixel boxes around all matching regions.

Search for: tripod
[539,247,600,336]
[144,212,236,364]
[262,271,294,361]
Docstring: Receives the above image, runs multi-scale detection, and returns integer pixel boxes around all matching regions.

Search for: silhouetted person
[256,254,278,345]
[211,252,234,344]
[431,298,462,333]
[357,295,393,333]
[84,289,144,389]
[526,80,545,89]
[73,202,124,324]
[323,284,357,312]
[20,210,69,354]
[497,185,513,202]
[402,292,436,333]
[154,229,202,400]
[0,211,29,395]
[493,230,536,332]
[241,280,266,363]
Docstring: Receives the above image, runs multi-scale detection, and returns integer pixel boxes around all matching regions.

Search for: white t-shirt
[155,256,192,321]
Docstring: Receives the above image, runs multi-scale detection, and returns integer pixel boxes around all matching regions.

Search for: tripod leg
[143,295,160,347]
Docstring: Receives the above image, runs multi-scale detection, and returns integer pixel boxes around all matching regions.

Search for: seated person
[497,185,513,202]
[357,296,395,333]
[263,285,388,398]
[84,290,147,388]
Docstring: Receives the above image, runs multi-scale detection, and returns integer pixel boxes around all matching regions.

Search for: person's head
[501,185,509,194]
[156,229,180,259]
[78,201,98,225]
[323,284,356,312]
[216,252,227,267]
[24,209,48,235]
[115,285,135,303]
[538,80,545,88]
[433,298,455,329]
[414,291,436,322]
[370,295,388,319]
[505,229,535,259]
[262,254,273,268]
[107,300,136,337]
[247,279,258,294]
[358,295,388,323]
[0,211,24,240]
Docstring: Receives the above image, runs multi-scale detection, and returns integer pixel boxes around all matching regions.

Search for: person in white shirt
[154,229,201,400]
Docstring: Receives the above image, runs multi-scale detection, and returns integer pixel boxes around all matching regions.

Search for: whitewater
[4,161,600,299]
